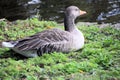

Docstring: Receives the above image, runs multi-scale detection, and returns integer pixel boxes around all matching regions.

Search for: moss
[0,18,120,80]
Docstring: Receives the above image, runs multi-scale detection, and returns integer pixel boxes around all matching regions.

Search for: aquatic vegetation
[0,18,120,80]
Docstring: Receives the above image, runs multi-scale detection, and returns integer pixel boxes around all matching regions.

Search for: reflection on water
[39,0,120,23]
[0,0,120,23]
[0,0,40,21]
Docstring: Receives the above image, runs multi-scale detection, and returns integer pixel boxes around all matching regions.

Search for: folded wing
[14,29,73,55]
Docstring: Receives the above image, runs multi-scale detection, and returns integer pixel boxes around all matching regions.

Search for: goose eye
[75,9,79,11]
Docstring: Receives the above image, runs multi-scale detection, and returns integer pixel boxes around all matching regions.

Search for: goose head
[64,6,87,32]
[65,6,87,19]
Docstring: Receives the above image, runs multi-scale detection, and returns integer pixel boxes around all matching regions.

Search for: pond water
[0,0,120,23]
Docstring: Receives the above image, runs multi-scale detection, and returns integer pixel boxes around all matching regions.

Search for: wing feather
[14,29,72,54]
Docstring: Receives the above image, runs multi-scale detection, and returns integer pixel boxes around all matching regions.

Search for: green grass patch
[0,18,120,80]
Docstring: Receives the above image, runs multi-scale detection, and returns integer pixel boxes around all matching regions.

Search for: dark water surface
[0,0,120,23]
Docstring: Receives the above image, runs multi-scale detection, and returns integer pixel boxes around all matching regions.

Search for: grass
[0,18,120,80]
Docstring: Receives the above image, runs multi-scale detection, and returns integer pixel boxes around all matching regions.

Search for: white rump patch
[2,42,15,48]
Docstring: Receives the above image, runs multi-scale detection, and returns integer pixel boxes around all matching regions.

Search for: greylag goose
[2,6,86,57]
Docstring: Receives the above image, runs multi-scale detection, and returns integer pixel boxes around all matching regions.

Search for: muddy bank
[59,22,120,29]
[76,22,120,30]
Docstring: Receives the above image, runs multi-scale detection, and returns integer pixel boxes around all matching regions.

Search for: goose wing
[14,28,72,55]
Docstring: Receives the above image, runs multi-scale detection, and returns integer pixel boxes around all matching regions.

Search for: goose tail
[2,41,16,48]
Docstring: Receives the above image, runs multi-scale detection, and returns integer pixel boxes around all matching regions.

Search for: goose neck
[64,15,76,32]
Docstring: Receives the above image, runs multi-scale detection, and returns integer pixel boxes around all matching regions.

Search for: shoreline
[76,22,120,29]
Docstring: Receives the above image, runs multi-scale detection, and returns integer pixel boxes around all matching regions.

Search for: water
[0,0,120,23]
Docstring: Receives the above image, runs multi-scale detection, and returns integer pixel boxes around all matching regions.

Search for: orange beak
[80,10,87,15]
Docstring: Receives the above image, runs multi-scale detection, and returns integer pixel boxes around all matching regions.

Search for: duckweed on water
[0,18,120,80]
